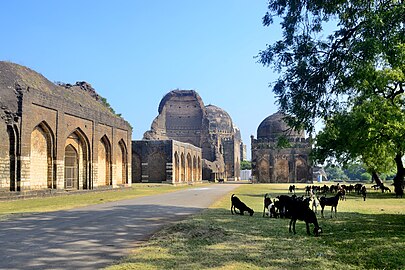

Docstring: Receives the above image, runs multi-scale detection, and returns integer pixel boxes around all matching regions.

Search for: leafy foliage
[258,0,405,132]
[240,160,252,170]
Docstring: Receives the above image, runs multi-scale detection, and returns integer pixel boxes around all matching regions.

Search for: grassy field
[107,183,405,270]
[0,183,204,220]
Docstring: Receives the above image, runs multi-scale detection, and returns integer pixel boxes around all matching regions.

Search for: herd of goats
[230,183,387,237]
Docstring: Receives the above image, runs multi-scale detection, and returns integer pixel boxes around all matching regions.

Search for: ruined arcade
[0,62,132,193]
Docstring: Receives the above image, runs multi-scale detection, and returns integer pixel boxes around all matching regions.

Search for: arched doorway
[296,157,307,182]
[174,152,180,182]
[275,158,289,183]
[186,153,192,181]
[30,122,54,190]
[180,153,185,182]
[117,140,128,185]
[258,159,269,183]
[64,144,78,189]
[65,129,90,189]
[98,136,112,186]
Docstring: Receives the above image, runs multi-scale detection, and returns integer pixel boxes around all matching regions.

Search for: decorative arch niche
[98,135,112,186]
[65,129,90,190]
[30,122,55,190]
[117,140,128,185]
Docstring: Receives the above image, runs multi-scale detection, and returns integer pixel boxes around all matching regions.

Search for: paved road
[0,184,239,270]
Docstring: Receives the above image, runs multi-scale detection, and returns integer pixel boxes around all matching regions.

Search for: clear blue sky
[1,1,282,159]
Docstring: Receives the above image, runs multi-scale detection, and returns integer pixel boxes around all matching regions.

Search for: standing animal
[361,186,367,201]
[380,184,391,193]
[263,193,272,217]
[289,185,296,194]
[289,199,322,236]
[320,192,342,218]
[231,194,254,216]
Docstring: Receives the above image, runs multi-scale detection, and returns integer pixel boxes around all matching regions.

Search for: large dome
[205,105,233,133]
[257,112,305,139]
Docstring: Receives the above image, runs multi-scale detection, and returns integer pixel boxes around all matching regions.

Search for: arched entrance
[30,122,55,190]
[98,136,112,186]
[117,140,128,185]
[64,144,78,189]
[174,152,180,182]
[186,153,192,182]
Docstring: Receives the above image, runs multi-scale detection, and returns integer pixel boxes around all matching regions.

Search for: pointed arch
[98,135,112,186]
[30,121,55,190]
[197,157,201,181]
[6,125,20,191]
[186,153,192,182]
[64,144,78,189]
[174,151,180,182]
[192,156,197,182]
[258,158,269,183]
[295,157,307,183]
[65,128,91,189]
[180,153,185,182]
[117,139,128,185]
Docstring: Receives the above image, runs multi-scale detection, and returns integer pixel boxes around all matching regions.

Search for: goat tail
[231,194,235,198]
[264,193,269,198]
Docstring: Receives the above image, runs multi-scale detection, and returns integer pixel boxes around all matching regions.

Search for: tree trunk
[393,153,405,197]
[371,171,383,186]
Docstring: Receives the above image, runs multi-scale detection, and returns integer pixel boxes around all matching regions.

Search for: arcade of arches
[132,140,202,184]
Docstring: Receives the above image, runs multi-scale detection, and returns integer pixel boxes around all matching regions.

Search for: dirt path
[0,184,239,270]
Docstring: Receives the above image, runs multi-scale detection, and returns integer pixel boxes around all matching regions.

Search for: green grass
[106,183,405,270]
[0,183,205,220]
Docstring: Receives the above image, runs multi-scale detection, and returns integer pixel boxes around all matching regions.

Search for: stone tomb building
[140,90,241,181]
[251,112,312,183]
[132,140,202,183]
[0,62,132,193]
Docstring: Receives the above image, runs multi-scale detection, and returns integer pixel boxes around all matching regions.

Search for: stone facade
[132,140,202,184]
[251,112,312,183]
[0,62,132,193]
[143,90,241,181]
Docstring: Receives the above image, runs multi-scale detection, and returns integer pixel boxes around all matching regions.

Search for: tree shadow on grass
[117,208,405,270]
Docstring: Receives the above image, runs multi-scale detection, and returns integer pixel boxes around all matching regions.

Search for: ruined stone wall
[0,62,132,193]
[132,140,201,184]
[251,137,312,183]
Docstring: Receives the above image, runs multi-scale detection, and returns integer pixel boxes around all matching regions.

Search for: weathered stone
[251,111,312,183]
[0,61,132,193]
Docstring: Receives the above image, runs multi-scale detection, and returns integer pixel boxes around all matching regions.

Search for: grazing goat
[289,185,296,194]
[380,184,391,193]
[289,198,322,236]
[320,192,342,218]
[263,193,272,217]
[231,194,254,216]
[354,183,363,194]
[361,186,367,201]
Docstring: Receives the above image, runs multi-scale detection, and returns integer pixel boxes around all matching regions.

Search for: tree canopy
[259,0,405,196]
[258,0,405,132]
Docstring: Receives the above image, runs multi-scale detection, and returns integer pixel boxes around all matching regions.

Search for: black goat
[380,184,391,193]
[361,186,367,201]
[231,194,254,216]
[289,198,322,236]
[263,193,272,217]
[320,192,342,218]
[289,185,296,194]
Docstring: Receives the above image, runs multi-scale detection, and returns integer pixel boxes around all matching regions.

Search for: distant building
[132,140,202,183]
[142,90,241,181]
[251,112,312,183]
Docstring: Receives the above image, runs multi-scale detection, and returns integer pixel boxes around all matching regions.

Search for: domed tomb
[257,111,305,140]
[205,105,233,133]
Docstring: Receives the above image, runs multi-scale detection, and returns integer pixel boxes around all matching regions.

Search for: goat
[263,193,272,217]
[289,198,322,236]
[231,194,254,216]
[380,184,391,193]
[361,186,367,201]
[289,185,296,194]
[354,183,363,194]
[310,193,320,214]
[320,192,342,218]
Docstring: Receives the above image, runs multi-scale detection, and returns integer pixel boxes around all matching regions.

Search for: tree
[259,0,405,195]
[324,164,348,181]
[240,160,252,170]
